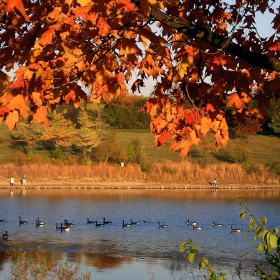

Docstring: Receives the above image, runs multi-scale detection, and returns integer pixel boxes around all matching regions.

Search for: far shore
[0,178,279,190]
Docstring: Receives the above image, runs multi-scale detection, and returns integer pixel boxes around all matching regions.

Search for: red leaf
[116,0,137,12]
[0,107,10,116]
[205,103,215,112]
[97,17,110,36]
[5,0,30,22]
[157,131,170,147]
[184,109,200,125]
[65,90,76,103]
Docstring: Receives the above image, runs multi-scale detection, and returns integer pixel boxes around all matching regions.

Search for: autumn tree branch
[150,9,280,72]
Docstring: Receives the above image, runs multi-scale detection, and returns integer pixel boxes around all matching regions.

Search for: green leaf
[239,209,246,220]
[210,273,217,280]
[189,248,198,254]
[248,215,255,229]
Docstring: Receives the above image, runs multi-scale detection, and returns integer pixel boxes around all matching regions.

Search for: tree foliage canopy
[0,0,279,156]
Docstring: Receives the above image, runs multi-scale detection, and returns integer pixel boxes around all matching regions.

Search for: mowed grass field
[0,123,279,165]
[115,129,280,165]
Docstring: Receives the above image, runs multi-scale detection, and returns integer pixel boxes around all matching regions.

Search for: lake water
[0,188,279,279]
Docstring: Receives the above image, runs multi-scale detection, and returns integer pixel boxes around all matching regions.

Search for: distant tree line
[10,94,150,165]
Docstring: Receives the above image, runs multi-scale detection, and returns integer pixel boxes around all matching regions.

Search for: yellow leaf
[95,69,113,85]
[139,34,148,48]
[76,0,92,6]
[177,56,195,78]
[148,0,165,10]
[24,69,34,81]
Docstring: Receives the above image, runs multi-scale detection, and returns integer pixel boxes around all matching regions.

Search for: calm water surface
[0,188,279,279]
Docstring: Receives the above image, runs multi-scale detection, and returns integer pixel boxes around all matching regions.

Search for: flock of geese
[186,218,242,232]
[1,216,242,240]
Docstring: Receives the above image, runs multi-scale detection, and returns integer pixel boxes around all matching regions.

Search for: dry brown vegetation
[0,161,279,187]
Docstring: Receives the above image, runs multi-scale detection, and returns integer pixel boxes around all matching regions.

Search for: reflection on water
[0,188,279,279]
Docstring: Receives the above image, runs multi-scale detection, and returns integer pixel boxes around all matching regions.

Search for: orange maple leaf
[33,107,49,129]
[39,28,55,47]
[141,99,159,118]
[5,0,30,22]
[31,92,43,107]
[115,72,125,83]
[6,95,28,119]
[200,116,212,136]
[65,90,76,104]
[267,42,280,51]
[116,0,137,12]
[226,92,243,109]
[5,110,19,130]
[205,103,215,112]
[97,17,110,36]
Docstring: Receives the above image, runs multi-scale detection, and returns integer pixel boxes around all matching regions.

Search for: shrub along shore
[0,162,279,190]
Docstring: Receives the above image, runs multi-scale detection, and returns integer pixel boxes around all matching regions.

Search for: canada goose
[64,220,74,227]
[103,218,113,225]
[2,231,8,240]
[55,223,61,230]
[122,220,131,227]
[186,218,197,226]
[56,223,70,231]
[0,219,6,222]
[36,218,45,226]
[157,220,168,228]
[95,221,104,227]
[230,224,241,232]
[212,220,222,227]
[19,216,27,225]
[144,220,150,223]
[87,218,95,224]
[192,225,203,230]
[130,219,140,225]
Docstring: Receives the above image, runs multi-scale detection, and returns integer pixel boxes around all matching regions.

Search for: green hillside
[115,129,280,165]
[0,123,279,165]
